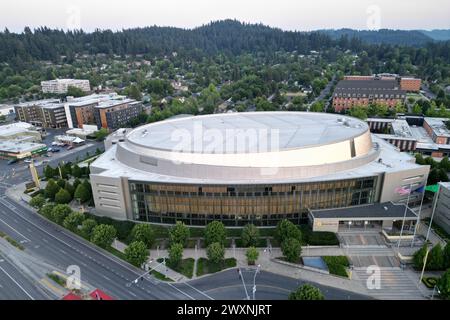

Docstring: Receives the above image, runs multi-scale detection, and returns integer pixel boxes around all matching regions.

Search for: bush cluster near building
[415,154,450,185]
[413,243,450,271]
[322,256,350,278]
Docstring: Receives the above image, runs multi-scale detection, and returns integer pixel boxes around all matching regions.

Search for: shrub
[444,243,450,269]
[281,238,302,263]
[124,241,149,267]
[91,224,117,248]
[206,242,225,264]
[204,221,226,246]
[241,224,260,247]
[289,284,324,300]
[169,221,190,246]
[131,224,155,248]
[322,256,349,277]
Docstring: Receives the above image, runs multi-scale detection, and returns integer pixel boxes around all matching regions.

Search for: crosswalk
[353,268,425,300]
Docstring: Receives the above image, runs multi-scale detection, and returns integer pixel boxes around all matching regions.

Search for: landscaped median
[0,230,25,250]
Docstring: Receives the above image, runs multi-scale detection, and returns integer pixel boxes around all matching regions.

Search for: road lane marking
[0,264,34,300]
[182,282,215,300]
[0,217,31,242]
[167,282,195,300]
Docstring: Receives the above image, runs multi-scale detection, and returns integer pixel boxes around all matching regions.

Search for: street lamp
[431,285,441,300]
[252,264,261,300]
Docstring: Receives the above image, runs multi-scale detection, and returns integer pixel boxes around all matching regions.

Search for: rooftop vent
[383,206,388,211]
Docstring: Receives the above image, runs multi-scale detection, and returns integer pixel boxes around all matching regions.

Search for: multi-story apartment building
[333,78,406,112]
[64,93,129,129]
[14,99,68,128]
[41,79,90,94]
[94,99,143,130]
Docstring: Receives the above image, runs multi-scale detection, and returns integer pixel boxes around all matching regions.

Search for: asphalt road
[0,194,197,300]
[172,268,370,300]
[0,252,49,300]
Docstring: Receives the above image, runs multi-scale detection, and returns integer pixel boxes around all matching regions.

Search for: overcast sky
[1,0,449,32]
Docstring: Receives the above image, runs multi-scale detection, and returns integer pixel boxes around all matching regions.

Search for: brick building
[333,79,406,112]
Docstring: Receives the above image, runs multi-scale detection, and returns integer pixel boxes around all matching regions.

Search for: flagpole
[397,183,412,249]
[426,183,441,242]
[411,185,425,247]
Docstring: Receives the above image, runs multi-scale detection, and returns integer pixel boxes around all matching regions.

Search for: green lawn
[151,270,173,282]
[167,258,195,279]
[196,258,237,277]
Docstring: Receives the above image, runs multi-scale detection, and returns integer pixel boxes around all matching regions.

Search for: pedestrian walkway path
[352,267,428,300]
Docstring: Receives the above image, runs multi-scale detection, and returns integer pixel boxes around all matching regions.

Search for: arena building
[90,112,429,228]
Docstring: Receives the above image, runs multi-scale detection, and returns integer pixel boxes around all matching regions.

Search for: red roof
[89,289,114,300]
[62,292,82,300]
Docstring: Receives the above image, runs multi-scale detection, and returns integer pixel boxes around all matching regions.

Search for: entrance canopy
[309,202,417,232]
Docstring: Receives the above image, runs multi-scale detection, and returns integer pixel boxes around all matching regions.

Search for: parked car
[51,148,61,152]
[24,158,32,163]
[7,159,18,165]
[67,146,74,150]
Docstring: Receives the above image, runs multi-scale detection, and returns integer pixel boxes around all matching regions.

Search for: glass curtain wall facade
[129,177,377,226]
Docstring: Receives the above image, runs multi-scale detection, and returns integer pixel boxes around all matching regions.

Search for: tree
[444,243,450,269]
[43,165,57,180]
[39,204,55,220]
[412,103,422,115]
[413,245,428,270]
[246,247,259,265]
[169,221,190,246]
[51,204,73,225]
[73,178,82,191]
[437,269,450,299]
[91,224,117,248]
[428,244,444,270]
[72,164,82,178]
[281,238,302,263]
[206,242,225,264]
[44,179,60,200]
[56,178,66,189]
[125,84,143,101]
[349,106,368,120]
[80,218,97,239]
[241,224,260,247]
[275,219,302,243]
[131,224,155,248]
[64,181,75,197]
[29,194,45,209]
[55,188,72,204]
[63,212,85,232]
[74,183,90,203]
[94,128,109,141]
[289,284,324,300]
[168,243,184,267]
[67,85,87,98]
[204,221,226,246]
[125,241,149,267]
